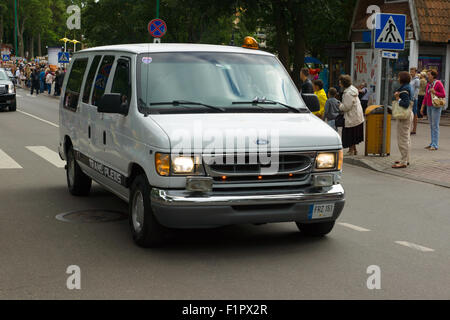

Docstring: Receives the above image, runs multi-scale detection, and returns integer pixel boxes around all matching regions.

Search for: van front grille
[203,152,315,186]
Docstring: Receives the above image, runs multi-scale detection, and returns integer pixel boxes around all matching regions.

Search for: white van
[59,44,345,247]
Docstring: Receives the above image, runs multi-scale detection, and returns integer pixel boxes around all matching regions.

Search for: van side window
[111,58,132,110]
[82,55,102,104]
[64,58,88,111]
[92,55,115,107]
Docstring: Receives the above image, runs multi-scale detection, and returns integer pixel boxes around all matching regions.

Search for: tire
[9,101,16,112]
[296,221,335,237]
[66,146,92,196]
[129,174,166,248]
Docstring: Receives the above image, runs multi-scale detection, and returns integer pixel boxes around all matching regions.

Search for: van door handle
[103,131,106,145]
[88,126,91,139]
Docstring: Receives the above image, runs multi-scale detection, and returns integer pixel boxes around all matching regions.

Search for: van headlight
[172,156,195,173]
[315,150,343,170]
[155,153,204,176]
[8,85,15,94]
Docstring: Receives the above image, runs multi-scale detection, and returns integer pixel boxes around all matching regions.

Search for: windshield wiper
[149,100,226,112]
[232,97,303,113]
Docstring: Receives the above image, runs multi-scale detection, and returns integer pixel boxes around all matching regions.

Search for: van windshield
[137,52,307,114]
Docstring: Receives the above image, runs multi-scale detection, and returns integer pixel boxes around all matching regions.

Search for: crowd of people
[299,67,447,169]
[4,62,66,97]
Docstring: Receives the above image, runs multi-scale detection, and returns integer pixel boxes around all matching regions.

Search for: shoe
[410,132,416,135]
[424,146,431,149]
[429,147,438,151]
[392,164,407,169]
[395,161,410,165]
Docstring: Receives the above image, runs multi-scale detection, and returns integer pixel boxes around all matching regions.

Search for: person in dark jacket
[54,68,64,96]
[392,71,413,168]
[30,69,40,96]
[300,68,314,94]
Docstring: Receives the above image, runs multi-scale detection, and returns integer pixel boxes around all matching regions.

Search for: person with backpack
[420,70,447,151]
[392,71,413,168]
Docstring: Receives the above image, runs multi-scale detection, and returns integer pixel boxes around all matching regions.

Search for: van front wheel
[296,221,335,236]
[66,146,92,196]
[129,175,166,247]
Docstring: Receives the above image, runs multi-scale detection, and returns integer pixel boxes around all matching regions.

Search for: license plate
[308,203,335,220]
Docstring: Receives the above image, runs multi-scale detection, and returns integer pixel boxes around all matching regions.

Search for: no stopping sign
[148,19,167,38]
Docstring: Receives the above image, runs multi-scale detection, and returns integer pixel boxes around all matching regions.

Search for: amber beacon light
[242,36,259,50]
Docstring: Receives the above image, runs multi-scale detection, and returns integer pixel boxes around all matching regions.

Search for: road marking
[16,94,22,97]
[337,222,371,232]
[26,146,65,168]
[395,241,435,252]
[0,149,22,169]
[17,110,59,128]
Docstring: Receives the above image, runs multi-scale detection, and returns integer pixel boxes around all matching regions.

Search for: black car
[0,69,17,111]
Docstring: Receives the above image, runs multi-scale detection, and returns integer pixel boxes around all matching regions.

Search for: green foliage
[0,0,355,75]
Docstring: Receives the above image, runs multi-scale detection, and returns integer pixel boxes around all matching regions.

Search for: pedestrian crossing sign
[58,52,70,63]
[2,54,10,61]
[375,13,406,50]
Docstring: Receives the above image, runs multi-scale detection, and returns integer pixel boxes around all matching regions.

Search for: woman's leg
[429,107,442,149]
[427,106,433,146]
[397,116,410,165]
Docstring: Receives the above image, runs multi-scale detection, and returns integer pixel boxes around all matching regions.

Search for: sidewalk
[344,115,450,188]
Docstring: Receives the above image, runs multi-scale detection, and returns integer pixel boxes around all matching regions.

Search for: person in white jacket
[45,71,55,95]
[338,75,365,155]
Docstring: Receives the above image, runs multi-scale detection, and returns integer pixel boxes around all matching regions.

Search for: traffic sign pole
[382,58,389,156]
[374,13,406,157]
[156,0,160,19]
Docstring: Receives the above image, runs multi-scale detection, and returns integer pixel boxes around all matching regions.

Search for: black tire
[296,221,335,236]
[129,174,166,248]
[9,101,16,111]
[66,146,92,196]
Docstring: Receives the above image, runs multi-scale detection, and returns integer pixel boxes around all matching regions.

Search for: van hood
[149,113,342,153]
[150,113,342,152]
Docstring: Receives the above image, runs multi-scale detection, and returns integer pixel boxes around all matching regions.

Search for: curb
[344,157,450,189]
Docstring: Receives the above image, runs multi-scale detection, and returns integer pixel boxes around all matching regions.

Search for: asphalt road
[1,88,449,299]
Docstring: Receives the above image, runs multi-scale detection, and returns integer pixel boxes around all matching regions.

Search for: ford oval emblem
[256,139,269,145]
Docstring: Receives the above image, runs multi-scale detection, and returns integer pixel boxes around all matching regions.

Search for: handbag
[431,82,446,108]
[392,91,413,120]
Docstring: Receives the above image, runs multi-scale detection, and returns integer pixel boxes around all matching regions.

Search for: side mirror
[301,93,320,113]
[98,93,128,115]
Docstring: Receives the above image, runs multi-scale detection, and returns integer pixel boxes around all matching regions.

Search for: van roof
[77,43,274,56]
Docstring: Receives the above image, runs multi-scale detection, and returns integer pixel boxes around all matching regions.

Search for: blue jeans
[327,120,337,131]
[412,99,418,115]
[427,106,442,149]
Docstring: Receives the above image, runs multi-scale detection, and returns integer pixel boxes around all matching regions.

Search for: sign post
[374,13,406,156]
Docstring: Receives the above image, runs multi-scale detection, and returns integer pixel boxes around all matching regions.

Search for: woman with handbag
[338,75,364,155]
[392,71,414,168]
[420,70,446,151]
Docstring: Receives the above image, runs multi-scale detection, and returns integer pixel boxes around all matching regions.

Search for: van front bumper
[150,184,345,228]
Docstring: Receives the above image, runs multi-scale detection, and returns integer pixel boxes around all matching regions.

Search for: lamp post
[60,38,70,52]
[14,0,18,56]
[70,39,81,52]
